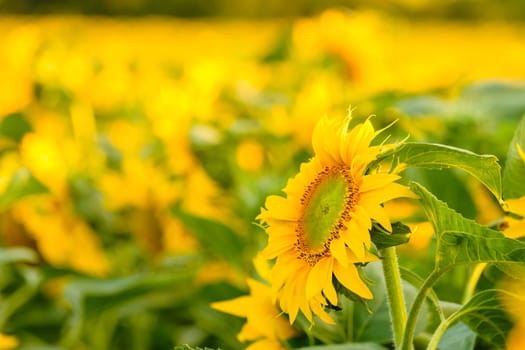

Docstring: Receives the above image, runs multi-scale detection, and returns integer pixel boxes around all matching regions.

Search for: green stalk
[401,268,449,350]
[426,312,462,350]
[381,246,407,349]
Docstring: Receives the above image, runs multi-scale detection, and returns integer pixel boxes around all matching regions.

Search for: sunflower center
[295,166,359,265]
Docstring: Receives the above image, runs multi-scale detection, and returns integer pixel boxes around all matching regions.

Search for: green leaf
[0,168,48,211]
[503,115,525,199]
[0,247,39,265]
[62,268,197,348]
[411,182,525,268]
[171,206,246,269]
[447,290,512,348]
[0,112,32,142]
[295,343,388,350]
[375,142,502,200]
[371,221,411,250]
[438,322,476,350]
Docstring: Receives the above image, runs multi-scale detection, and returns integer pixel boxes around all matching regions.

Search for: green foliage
[438,322,476,350]
[503,115,525,199]
[411,182,525,268]
[0,168,48,211]
[453,290,513,348]
[376,142,502,200]
[0,113,32,142]
[171,206,247,269]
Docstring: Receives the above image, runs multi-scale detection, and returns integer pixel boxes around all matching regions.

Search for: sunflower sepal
[371,221,412,250]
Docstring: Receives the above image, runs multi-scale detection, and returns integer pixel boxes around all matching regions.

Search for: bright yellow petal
[342,119,375,164]
[262,237,295,259]
[238,322,262,342]
[211,296,251,317]
[333,262,373,299]
[504,220,525,239]
[322,266,338,306]
[306,257,330,299]
[362,202,392,231]
[361,182,417,206]
[310,298,335,324]
[330,237,348,267]
[506,197,525,217]
[246,338,286,350]
[360,173,401,193]
[258,195,301,222]
[341,219,368,260]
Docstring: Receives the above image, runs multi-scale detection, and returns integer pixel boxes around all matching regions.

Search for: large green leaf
[62,268,196,348]
[438,322,476,350]
[502,115,525,199]
[411,182,525,268]
[0,168,48,211]
[375,142,502,200]
[452,290,512,348]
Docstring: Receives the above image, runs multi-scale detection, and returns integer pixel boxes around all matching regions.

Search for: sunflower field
[1,4,525,350]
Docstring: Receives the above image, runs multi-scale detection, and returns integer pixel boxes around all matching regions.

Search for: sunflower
[257,113,415,324]
[211,254,298,350]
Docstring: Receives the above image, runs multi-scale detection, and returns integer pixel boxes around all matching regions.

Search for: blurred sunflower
[257,113,415,324]
[211,254,298,350]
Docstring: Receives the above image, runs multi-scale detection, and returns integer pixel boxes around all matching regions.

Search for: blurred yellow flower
[236,140,265,172]
[12,196,109,276]
[0,333,18,350]
[258,114,415,324]
[20,132,69,197]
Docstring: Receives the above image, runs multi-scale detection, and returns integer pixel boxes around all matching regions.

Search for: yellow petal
[362,202,392,231]
[504,220,525,239]
[238,322,262,342]
[246,338,286,350]
[261,238,294,259]
[361,183,417,206]
[258,195,300,221]
[310,298,336,324]
[506,197,525,217]
[333,262,373,299]
[306,258,330,299]
[341,219,367,261]
[330,237,348,267]
[211,296,251,317]
[360,174,401,193]
[323,271,338,306]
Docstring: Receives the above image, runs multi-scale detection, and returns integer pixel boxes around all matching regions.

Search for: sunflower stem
[381,246,407,349]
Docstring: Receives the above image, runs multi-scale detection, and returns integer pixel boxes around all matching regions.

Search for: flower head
[257,113,415,324]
